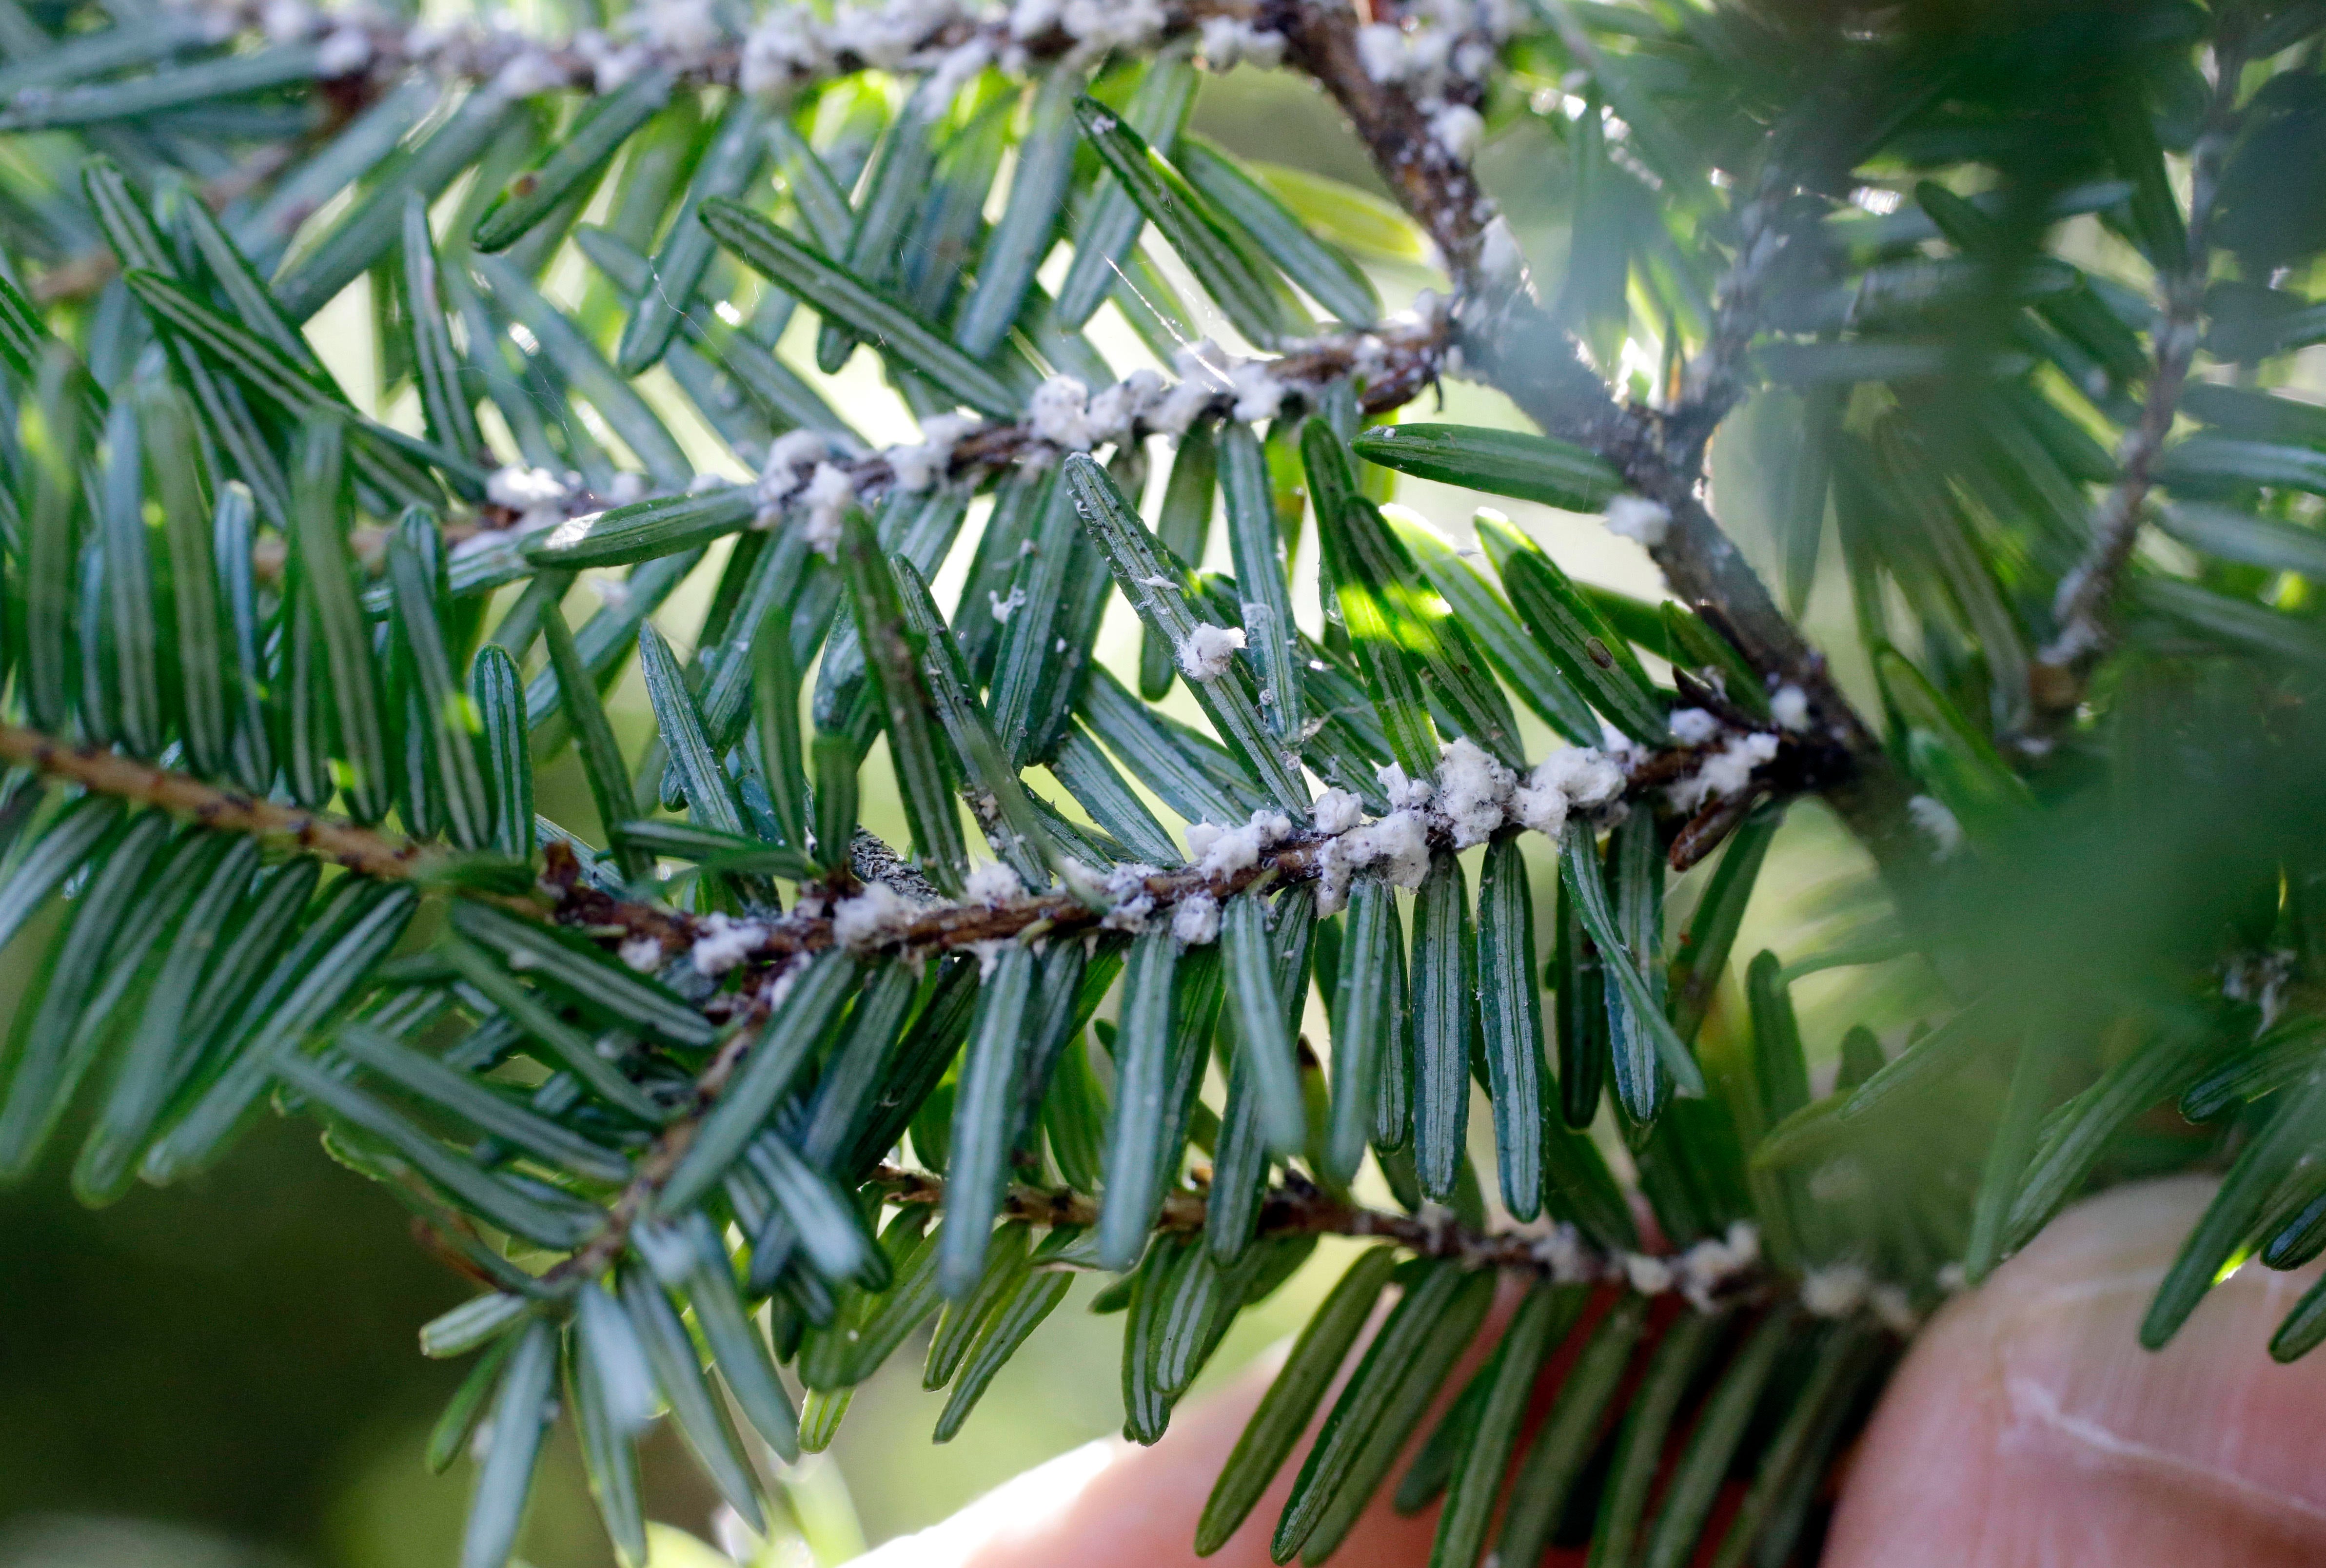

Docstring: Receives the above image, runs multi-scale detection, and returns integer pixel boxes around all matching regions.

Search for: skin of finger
[860,1278,1550,1568]
[1825,1175,2326,1568]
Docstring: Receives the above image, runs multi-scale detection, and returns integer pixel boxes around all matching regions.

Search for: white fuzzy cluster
[1799,1262,1869,1317]
[1668,732,1779,814]
[798,463,858,557]
[188,0,376,73]
[1668,706,1721,746]
[1770,684,1811,731]
[1313,809,1434,911]
[832,881,930,950]
[1476,215,1527,286]
[1299,742,1626,915]
[1098,862,1162,931]
[1429,102,1485,160]
[1603,494,1673,548]
[1562,1228,1915,1330]
[1512,745,1625,835]
[1196,15,1285,71]
[1171,891,1221,945]
[1528,1225,1592,1282]
[1350,1,1513,165]
[175,0,1220,109]
[473,468,647,562]
[1023,360,1268,453]
[1432,736,1515,847]
[732,0,1182,96]
[618,934,666,973]
[486,463,571,517]
[720,315,1440,554]
[964,860,1025,905]
[1799,1263,1919,1333]
[689,911,767,976]
[888,413,976,492]
[742,0,972,95]
[1908,794,1964,860]
[1185,809,1296,878]
[1176,624,1247,681]
[1311,787,1365,836]
[1673,1221,1762,1311]
[1025,372,1165,452]
[755,431,859,557]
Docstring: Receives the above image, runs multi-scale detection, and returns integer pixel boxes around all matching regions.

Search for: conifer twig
[1269,0,1923,884]
[2030,30,2247,721]
[0,722,448,880]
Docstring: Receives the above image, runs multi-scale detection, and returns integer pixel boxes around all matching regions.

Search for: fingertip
[1827,1176,2326,1568]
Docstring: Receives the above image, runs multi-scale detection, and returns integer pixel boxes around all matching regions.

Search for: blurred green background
[0,64,1900,1568]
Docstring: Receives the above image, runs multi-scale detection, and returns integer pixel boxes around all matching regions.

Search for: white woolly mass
[1188,809,1294,879]
[758,429,837,515]
[575,30,654,89]
[1507,775,1569,837]
[1058,0,1163,55]
[832,882,928,949]
[1229,361,1287,422]
[1196,16,1284,70]
[632,0,721,55]
[1355,22,1408,82]
[1028,374,1098,450]
[1800,1263,1872,1318]
[1340,808,1433,888]
[315,25,372,73]
[1668,706,1721,746]
[740,10,829,93]
[487,464,570,511]
[1771,684,1811,732]
[493,47,568,98]
[1534,746,1626,809]
[798,462,857,558]
[1529,1225,1591,1283]
[889,412,975,491]
[1172,891,1222,945]
[1376,762,1435,811]
[924,36,992,102]
[1098,862,1162,931]
[1674,1221,1761,1311]
[1669,732,1778,812]
[1006,0,1057,41]
[1311,787,1365,837]
[987,586,1026,623]
[1434,737,1515,848]
[1603,494,1672,548]
[1909,794,1965,860]
[1622,1253,1674,1294]
[1430,102,1484,161]
[618,935,665,973]
[964,860,1025,905]
[259,0,313,40]
[1477,215,1525,284]
[689,912,766,977]
[1177,624,1247,682]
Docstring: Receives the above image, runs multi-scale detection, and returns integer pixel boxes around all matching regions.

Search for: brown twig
[857,1163,1831,1326]
[2029,30,2247,724]
[1264,0,1923,888]
[0,722,451,881]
